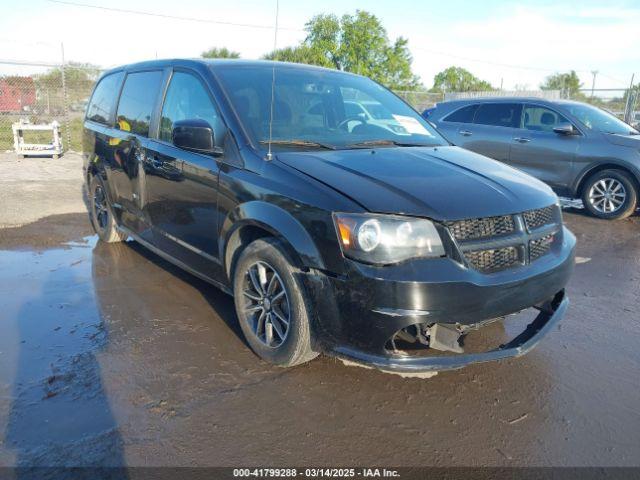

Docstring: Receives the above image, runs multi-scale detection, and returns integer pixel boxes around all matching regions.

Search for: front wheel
[233,238,318,367]
[582,169,638,220]
[89,175,126,243]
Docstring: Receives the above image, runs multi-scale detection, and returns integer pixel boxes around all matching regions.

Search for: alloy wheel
[93,184,109,230]
[241,261,291,348]
[588,178,627,214]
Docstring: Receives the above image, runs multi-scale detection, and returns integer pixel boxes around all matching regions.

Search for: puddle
[0,211,639,467]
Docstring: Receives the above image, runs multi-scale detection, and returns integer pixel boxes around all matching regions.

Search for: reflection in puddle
[0,237,126,467]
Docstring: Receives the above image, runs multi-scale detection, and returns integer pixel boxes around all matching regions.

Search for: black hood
[277,146,557,221]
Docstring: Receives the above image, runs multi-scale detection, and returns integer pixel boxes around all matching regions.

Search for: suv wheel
[89,175,126,243]
[233,238,318,367]
[582,169,638,220]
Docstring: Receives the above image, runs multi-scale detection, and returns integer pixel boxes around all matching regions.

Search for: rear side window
[159,71,223,144]
[116,71,163,137]
[86,72,123,124]
[474,103,521,128]
[443,104,478,123]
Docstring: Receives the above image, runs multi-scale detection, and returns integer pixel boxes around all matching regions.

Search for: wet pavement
[0,210,639,467]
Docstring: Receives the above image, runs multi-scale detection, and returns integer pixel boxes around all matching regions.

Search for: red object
[0,77,36,112]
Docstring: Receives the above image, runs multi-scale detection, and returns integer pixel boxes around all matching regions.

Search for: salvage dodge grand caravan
[83,59,575,374]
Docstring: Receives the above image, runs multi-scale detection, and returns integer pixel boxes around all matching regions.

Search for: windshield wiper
[346,139,439,149]
[259,139,337,150]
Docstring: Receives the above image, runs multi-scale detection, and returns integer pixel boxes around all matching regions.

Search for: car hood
[603,132,640,148]
[276,146,557,221]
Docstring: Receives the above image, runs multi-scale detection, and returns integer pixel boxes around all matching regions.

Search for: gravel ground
[0,155,639,471]
[0,152,85,228]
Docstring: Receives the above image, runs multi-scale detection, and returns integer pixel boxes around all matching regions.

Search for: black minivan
[83,59,575,374]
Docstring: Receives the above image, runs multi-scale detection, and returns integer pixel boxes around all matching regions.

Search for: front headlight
[333,212,445,265]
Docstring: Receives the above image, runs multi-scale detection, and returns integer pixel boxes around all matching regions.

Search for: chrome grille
[464,247,520,273]
[523,205,557,231]
[530,234,555,262]
[445,215,515,241]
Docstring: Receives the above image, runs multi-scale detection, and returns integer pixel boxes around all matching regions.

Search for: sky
[0,0,638,91]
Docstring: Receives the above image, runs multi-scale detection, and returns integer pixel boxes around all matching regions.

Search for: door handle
[513,137,531,143]
[459,130,473,136]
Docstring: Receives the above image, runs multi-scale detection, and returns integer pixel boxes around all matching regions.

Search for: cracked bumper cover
[306,226,576,373]
[335,290,568,373]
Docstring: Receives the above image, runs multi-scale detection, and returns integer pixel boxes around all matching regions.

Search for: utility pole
[624,73,635,123]
[590,70,599,99]
[60,42,71,152]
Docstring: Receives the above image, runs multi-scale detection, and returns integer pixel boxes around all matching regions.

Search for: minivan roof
[100,58,350,77]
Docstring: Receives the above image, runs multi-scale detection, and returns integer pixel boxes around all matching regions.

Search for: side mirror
[553,123,577,136]
[172,119,221,155]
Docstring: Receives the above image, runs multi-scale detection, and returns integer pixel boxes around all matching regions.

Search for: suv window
[159,71,223,144]
[115,71,163,137]
[86,72,123,125]
[522,105,570,132]
[474,103,521,128]
[443,104,478,123]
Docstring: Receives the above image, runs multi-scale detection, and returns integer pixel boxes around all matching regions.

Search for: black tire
[233,238,318,367]
[88,175,126,243]
[581,169,638,220]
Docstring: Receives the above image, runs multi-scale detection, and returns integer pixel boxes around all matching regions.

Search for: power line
[0,58,62,67]
[30,0,640,87]
[0,38,58,48]
[598,72,630,86]
[46,0,305,32]
[412,46,592,74]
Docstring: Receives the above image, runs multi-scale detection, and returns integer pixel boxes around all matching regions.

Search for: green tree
[430,67,494,93]
[264,10,421,90]
[34,62,101,112]
[540,70,583,97]
[201,47,240,59]
[263,45,328,65]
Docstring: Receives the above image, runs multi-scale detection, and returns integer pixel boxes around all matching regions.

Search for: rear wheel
[582,169,638,220]
[233,238,318,367]
[89,175,126,243]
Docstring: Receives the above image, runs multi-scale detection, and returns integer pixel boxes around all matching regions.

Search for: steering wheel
[337,115,367,131]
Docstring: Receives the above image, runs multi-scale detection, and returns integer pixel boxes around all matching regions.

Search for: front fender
[572,160,640,196]
[219,201,327,273]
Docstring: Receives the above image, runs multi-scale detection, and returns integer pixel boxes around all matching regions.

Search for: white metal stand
[12,120,64,158]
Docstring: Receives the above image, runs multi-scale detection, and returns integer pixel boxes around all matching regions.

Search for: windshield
[363,102,394,120]
[565,103,638,135]
[213,64,447,150]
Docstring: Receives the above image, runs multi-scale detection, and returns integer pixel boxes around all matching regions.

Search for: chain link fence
[0,62,101,152]
[567,89,640,125]
[394,91,445,112]
[1,61,639,153]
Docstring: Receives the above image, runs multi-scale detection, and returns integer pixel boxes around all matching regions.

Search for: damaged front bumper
[334,290,568,373]
[305,226,575,373]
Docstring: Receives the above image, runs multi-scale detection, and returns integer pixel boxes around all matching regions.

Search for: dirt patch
[0,213,93,250]
[0,152,86,227]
